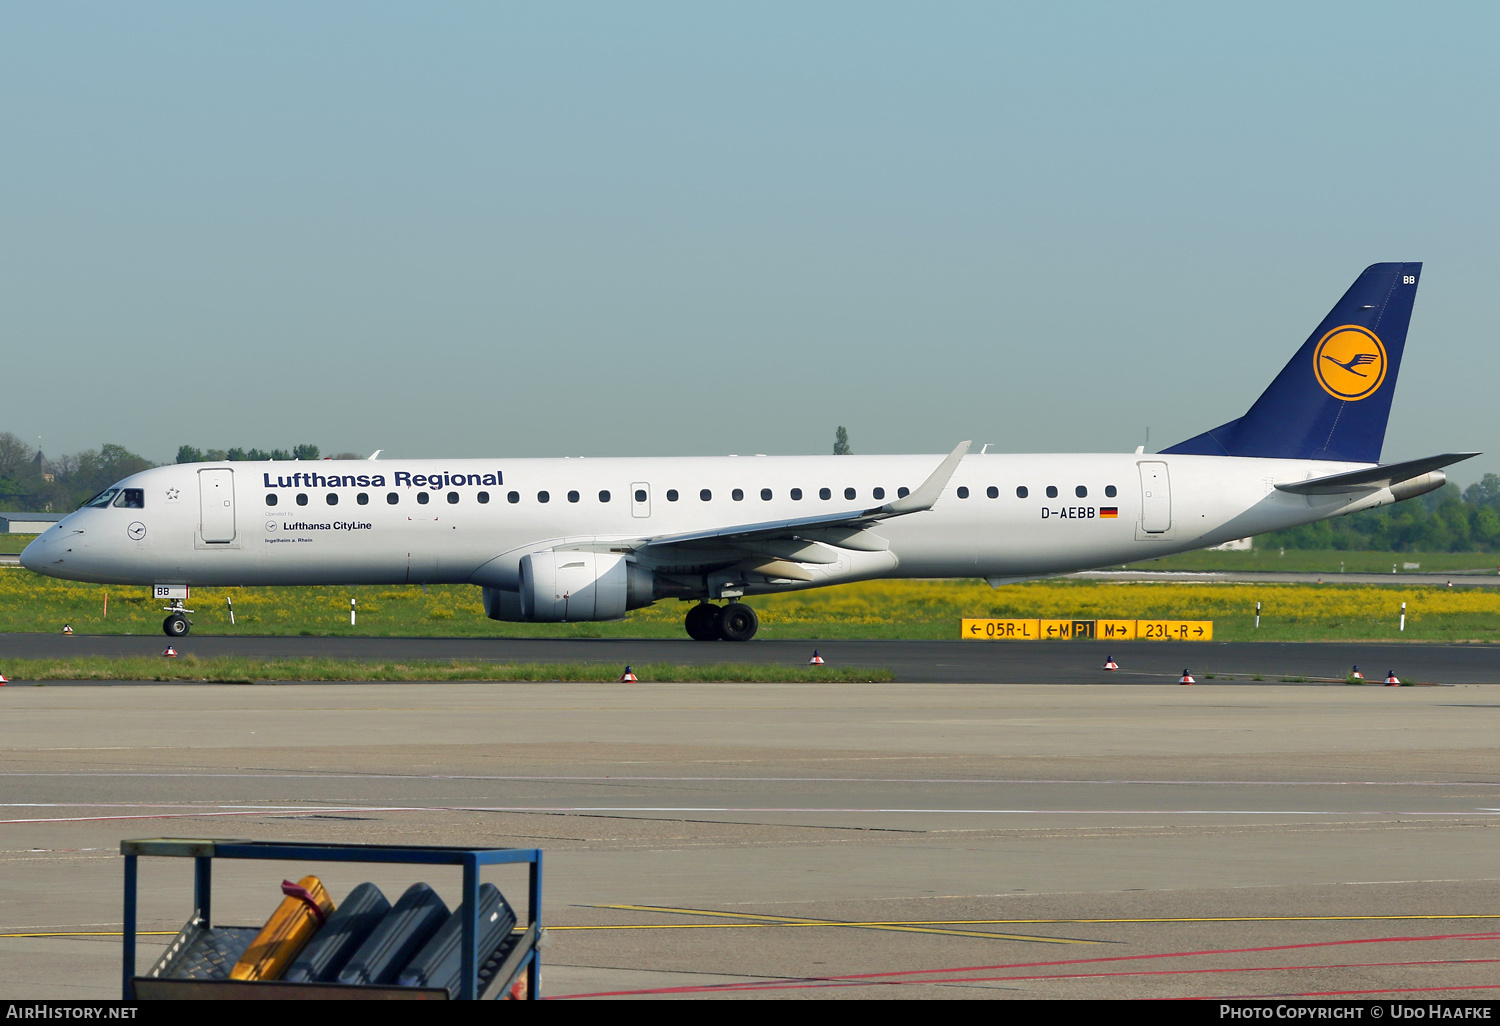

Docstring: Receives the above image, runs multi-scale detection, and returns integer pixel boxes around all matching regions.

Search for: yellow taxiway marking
[0,931,176,938]
[579,904,1098,944]
[558,908,1500,939]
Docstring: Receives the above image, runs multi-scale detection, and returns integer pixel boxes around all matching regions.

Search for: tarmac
[2,665,1499,999]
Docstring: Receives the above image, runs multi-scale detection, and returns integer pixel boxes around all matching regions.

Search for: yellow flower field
[0,569,1494,641]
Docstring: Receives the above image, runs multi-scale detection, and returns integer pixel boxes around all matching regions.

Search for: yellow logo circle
[1313,325,1387,401]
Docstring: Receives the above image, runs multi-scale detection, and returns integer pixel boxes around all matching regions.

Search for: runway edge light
[1179,669,1196,685]
[809,650,825,665]
[619,665,638,682]
[1103,656,1119,671]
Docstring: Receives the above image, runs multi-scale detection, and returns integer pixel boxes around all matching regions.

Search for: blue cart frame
[121,838,541,1000]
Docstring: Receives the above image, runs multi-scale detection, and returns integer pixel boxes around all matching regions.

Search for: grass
[0,534,36,554]
[1,568,1497,642]
[0,655,893,683]
[1127,548,1500,574]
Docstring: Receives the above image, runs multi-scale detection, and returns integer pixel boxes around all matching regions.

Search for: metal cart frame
[121,838,542,1000]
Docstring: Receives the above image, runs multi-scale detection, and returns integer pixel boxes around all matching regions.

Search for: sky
[3,3,1497,481]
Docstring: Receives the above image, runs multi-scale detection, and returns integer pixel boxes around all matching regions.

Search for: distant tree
[833,426,852,456]
[176,445,204,464]
[330,452,363,461]
[0,432,35,478]
[1464,473,1500,509]
[292,444,320,461]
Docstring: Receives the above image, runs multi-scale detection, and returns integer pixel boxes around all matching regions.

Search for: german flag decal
[1100,507,1119,518]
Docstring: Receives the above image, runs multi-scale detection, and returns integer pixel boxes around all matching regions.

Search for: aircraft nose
[18,535,46,572]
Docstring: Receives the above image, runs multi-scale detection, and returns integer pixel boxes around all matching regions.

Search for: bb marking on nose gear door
[198,468,236,543]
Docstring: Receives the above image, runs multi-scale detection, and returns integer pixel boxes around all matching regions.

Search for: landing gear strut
[684,602,759,642]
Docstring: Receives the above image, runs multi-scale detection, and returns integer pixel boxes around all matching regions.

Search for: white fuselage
[22,452,1389,596]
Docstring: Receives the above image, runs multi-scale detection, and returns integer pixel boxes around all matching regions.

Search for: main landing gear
[684,602,759,642]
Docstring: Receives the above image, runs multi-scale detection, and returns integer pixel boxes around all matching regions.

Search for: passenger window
[507,491,519,504]
[986,486,998,499]
[760,488,772,501]
[732,488,744,501]
[448,491,460,504]
[477,492,489,504]
[296,493,308,506]
[1016,486,1029,498]
[1046,486,1058,498]
[1075,485,1087,498]
[567,490,580,503]
[417,492,430,505]
[600,490,612,502]
[357,493,369,505]
[326,492,339,505]
[387,492,399,504]
[819,488,831,500]
[537,491,550,503]
[1105,485,1117,498]
[897,486,909,498]
[873,487,885,500]
[790,488,803,500]
[667,489,679,502]
[956,486,969,499]
[630,489,642,503]
[266,494,278,507]
[700,489,712,501]
[844,487,856,500]
[113,489,145,509]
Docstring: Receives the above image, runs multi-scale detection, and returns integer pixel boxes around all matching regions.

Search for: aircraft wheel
[685,603,721,641]
[163,613,190,638]
[717,602,758,642]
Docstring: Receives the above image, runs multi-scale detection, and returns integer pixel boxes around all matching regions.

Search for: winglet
[880,441,971,515]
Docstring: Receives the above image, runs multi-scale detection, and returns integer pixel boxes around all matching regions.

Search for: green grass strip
[0,656,893,684]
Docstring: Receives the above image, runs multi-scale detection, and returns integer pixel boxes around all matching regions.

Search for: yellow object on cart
[229,875,336,981]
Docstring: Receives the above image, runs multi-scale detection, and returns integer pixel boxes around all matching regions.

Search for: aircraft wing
[1274,452,1480,495]
[598,442,971,573]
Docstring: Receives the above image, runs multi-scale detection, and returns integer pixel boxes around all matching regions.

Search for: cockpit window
[112,489,145,509]
[82,488,119,508]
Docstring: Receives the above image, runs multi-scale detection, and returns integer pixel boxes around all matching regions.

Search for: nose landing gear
[684,602,759,641]
[164,612,190,637]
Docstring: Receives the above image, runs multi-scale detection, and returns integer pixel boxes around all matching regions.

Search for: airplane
[21,262,1476,641]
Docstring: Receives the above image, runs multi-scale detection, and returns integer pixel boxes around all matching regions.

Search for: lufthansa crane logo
[1313,325,1387,401]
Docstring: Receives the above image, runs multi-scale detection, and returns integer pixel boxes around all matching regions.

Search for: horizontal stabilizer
[1274,452,1479,495]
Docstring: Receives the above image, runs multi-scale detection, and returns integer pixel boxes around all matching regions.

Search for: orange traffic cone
[1384,670,1401,686]
[62,624,73,635]
[163,646,178,658]
[1179,669,1196,685]
[1102,656,1119,671]
[808,650,825,665]
[1350,666,1364,680]
[619,665,637,682]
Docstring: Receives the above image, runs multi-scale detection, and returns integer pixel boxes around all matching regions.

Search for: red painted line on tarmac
[550,931,1500,998]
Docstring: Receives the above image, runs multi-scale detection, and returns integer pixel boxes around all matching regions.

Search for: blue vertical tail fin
[1161,262,1421,463]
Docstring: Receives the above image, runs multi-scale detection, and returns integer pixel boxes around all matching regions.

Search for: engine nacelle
[483,551,654,622]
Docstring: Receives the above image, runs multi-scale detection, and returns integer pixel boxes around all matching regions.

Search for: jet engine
[482,551,654,622]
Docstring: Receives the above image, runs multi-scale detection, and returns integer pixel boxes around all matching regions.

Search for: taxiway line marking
[550,930,1500,998]
[559,911,1500,931]
[588,904,1098,944]
[554,957,1500,998]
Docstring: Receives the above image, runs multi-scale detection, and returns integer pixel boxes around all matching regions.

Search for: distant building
[33,451,54,483]
[0,512,65,534]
